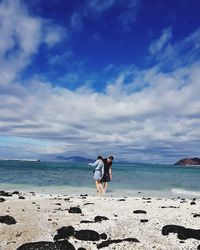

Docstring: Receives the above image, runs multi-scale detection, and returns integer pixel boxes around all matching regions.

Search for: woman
[100,155,114,193]
[89,156,104,194]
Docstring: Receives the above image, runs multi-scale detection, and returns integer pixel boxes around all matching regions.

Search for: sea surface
[0,160,200,198]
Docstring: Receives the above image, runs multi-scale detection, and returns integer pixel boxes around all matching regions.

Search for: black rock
[193,214,200,218]
[133,210,147,214]
[197,244,200,250]
[117,199,126,201]
[0,191,12,197]
[94,216,109,222]
[140,219,148,223]
[74,230,100,241]
[100,233,107,240]
[0,198,5,202]
[19,196,25,199]
[77,248,87,250]
[162,225,200,240]
[0,215,17,225]
[54,226,75,241]
[12,191,20,195]
[80,220,94,223]
[83,203,95,206]
[97,238,140,249]
[68,207,82,214]
[16,240,75,250]
[190,202,196,205]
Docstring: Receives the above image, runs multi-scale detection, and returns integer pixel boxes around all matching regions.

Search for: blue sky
[0,0,200,163]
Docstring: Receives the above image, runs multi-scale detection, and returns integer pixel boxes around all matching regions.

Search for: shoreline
[0,190,200,249]
[1,183,200,199]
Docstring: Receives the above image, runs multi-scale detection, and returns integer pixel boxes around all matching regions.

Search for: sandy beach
[0,191,200,250]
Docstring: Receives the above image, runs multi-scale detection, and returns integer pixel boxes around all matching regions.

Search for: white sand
[0,192,200,250]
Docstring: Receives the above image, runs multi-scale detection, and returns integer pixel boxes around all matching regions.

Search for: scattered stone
[16,240,75,250]
[18,196,25,199]
[97,238,140,249]
[198,244,200,250]
[77,248,86,250]
[133,210,147,214]
[0,191,12,197]
[190,202,196,205]
[160,206,179,209]
[80,194,88,197]
[0,198,5,202]
[12,191,20,195]
[100,233,107,240]
[74,230,100,241]
[162,225,200,240]
[54,226,75,241]
[55,203,61,206]
[193,214,200,218]
[0,215,17,225]
[140,219,148,223]
[69,207,82,214]
[83,203,95,206]
[117,199,126,201]
[80,220,94,223]
[94,216,109,222]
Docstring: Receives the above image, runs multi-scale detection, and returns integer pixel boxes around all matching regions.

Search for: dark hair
[108,155,114,160]
[97,155,103,160]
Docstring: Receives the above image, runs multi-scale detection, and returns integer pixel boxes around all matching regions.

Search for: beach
[0,191,200,250]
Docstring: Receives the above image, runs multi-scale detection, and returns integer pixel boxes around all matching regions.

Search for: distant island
[56,156,94,163]
[175,157,200,166]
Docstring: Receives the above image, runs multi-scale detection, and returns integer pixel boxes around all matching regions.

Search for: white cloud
[0,61,200,163]
[149,27,173,55]
[0,0,66,86]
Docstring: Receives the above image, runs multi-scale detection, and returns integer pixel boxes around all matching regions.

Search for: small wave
[172,188,200,197]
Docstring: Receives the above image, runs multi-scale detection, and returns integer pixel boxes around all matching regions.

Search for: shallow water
[0,160,200,197]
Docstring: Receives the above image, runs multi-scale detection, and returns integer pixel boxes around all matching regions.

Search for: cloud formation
[0,0,200,163]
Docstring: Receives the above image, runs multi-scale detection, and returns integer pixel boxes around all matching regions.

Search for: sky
[0,0,200,163]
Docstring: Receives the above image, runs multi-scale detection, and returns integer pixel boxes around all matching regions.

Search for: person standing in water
[101,155,114,193]
[89,156,104,194]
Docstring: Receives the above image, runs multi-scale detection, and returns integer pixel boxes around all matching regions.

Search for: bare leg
[95,181,103,194]
[103,182,108,193]
[98,182,104,194]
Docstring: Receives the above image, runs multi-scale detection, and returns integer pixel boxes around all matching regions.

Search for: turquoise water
[0,160,200,197]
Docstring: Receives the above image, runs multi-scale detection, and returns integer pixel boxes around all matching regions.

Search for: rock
[162,225,200,240]
[0,215,17,225]
[133,210,147,214]
[80,220,94,223]
[140,219,148,223]
[174,157,200,166]
[77,248,87,250]
[16,240,75,250]
[0,198,5,202]
[54,226,75,241]
[68,207,82,214]
[0,191,12,197]
[193,214,200,218]
[94,216,109,222]
[100,233,107,240]
[190,202,196,205]
[161,206,179,208]
[12,191,20,195]
[74,230,100,241]
[117,199,126,201]
[197,244,200,250]
[83,203,95,206]
[18,196,25,199]
[97,238,140,249]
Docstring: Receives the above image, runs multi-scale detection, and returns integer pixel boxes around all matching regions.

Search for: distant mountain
[56,156,94,163]
[175,157,200,166]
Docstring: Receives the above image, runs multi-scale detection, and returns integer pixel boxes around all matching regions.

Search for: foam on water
[171,188,200,197]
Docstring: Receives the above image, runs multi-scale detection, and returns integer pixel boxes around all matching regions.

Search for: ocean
[0,160,200,198]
